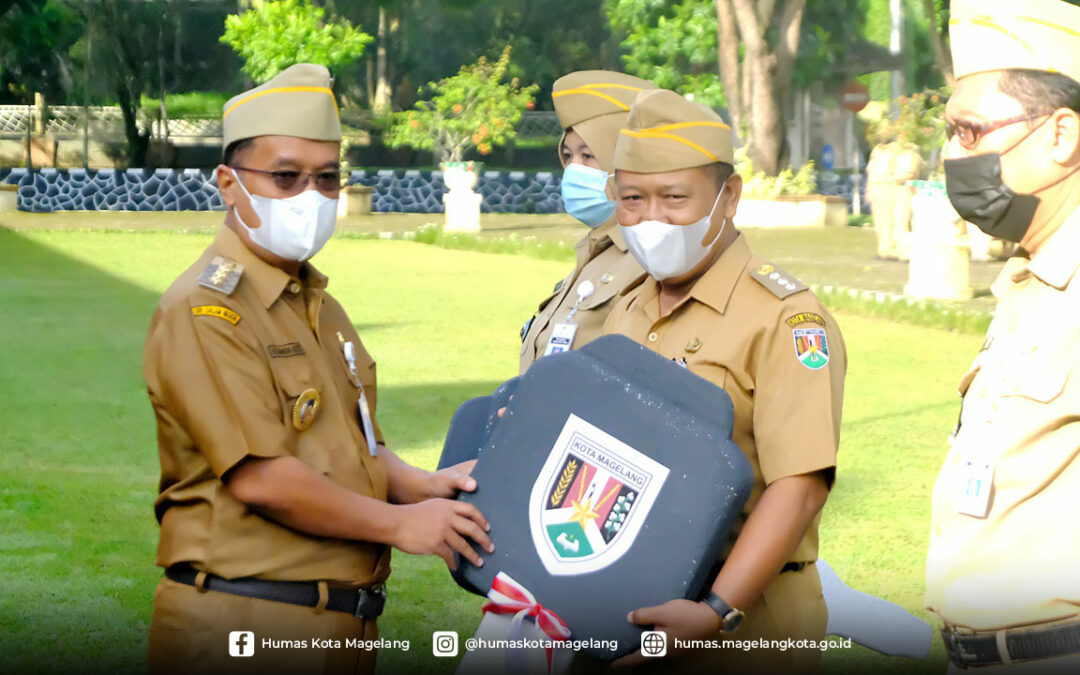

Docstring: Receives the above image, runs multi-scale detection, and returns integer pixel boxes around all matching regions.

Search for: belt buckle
[355,584,387,619]
[944,625,981,668]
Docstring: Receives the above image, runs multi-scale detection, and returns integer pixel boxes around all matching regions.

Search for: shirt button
[288,282,301,294]
[648,332,658,343]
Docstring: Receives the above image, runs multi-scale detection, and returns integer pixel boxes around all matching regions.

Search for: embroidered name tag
[268,342,306,358]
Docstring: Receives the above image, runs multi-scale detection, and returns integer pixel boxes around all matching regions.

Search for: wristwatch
[703,591,745,632]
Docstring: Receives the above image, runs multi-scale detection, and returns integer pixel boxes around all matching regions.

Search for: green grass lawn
[0,227,981,674]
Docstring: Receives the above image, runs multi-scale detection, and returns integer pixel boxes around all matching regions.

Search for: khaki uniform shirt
[519,221,646,373]
[602,234,846,562]
[926,210,1080,631]
[866,145,897,185]
[143,226,390,585]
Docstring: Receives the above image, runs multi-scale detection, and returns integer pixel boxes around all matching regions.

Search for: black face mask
[944,153,1040,243]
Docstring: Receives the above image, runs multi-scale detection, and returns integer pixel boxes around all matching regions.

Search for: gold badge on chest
[292,388,322,431]
[685,337,703,353]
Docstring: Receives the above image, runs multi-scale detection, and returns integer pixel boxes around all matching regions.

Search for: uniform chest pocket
[268,357,339,473]
[1000,365,1070,403]
[267,357,325,431]
[578,282,622,312]
[685,359,731,393]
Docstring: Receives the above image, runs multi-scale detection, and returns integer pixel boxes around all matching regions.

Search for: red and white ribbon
[483,571,571,672]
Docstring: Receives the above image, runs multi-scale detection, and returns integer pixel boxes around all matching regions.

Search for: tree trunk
[714,0,745,140]
[714,0,805,176]
[924,0,954,86]
[732,0,781,175]
[373,7,392,114]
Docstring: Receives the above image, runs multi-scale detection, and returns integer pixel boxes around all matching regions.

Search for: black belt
[165,564,386,619]
[943,619,1080,668]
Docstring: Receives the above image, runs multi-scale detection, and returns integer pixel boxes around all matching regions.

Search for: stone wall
[0,167,562,214]
[0,166,866,215]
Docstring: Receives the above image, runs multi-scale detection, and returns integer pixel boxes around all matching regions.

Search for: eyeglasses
[231,166,348,194]
[945,113,1051,149]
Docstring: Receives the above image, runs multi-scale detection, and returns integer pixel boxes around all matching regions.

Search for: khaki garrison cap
[614,89,734,173]
[552,71,657,173]
[950,0,1080,83]
[222,63,341,149]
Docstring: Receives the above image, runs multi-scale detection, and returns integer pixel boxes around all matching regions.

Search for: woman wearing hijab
[518,71,657,373]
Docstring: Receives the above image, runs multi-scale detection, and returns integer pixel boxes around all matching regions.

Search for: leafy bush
[895,86,950,162]
[220,0,372,84]
[736,147,817,198]
[140,92,230,119]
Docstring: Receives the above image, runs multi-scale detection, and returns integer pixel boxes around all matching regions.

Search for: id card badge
[340,336,379,457]
[955,459,994,518]
[358,389,379,457]
[543,322,578,357]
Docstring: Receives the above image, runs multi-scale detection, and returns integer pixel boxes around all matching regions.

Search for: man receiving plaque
[603,89,847,671]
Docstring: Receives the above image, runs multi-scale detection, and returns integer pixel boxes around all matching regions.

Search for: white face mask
[231,168,338,262]
[620,180,728,282]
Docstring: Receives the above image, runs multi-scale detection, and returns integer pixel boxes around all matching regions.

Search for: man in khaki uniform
[926,0,1080,671]
[604,89,846,672]
[143,64,492,674]
[891,138,923,261]
[518,71,655,372]
[866,124,900,259]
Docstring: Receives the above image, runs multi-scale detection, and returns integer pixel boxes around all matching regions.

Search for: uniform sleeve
[752,300,846,486]
[147,298,291,477]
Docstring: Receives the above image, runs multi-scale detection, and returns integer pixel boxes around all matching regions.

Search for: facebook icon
[228,631,255,657]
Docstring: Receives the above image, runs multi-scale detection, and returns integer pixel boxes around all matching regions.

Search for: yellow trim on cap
[581,82,647,92]
[223,86,338,119]
[620,127,718,162]
[552,88,632,111]
[1015,15,1080,39]
[644,120,732,133]
[949,16,1037,55]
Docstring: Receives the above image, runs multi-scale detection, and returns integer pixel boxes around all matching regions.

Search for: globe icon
[642,631,666,655]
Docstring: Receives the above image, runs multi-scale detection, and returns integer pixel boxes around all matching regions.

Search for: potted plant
[733,148,845,228]
[384,46,537,230]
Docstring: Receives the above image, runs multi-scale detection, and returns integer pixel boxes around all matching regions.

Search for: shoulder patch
[197,256,244,296]
[786,312,825,328]
[793,326,830,371]
[749,262,807,300]
[191,305,240,325]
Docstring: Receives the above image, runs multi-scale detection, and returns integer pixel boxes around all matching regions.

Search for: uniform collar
[635,232,751,321]
[576,219,628,257]
[213,225,328,308]
[1025,206,1080,290]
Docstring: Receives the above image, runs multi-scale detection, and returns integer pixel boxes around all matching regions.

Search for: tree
[606,0,727,107]
[0,0,83,104]
[71,0,170,167]
[924,0,952,86]
[327,0,616,116]
[384,46,538,163]
[220,0,373,85]
[607,0,812,176]
[713,0,808,177]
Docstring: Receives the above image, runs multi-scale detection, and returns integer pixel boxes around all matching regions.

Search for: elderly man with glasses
[926,1,1080,672]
